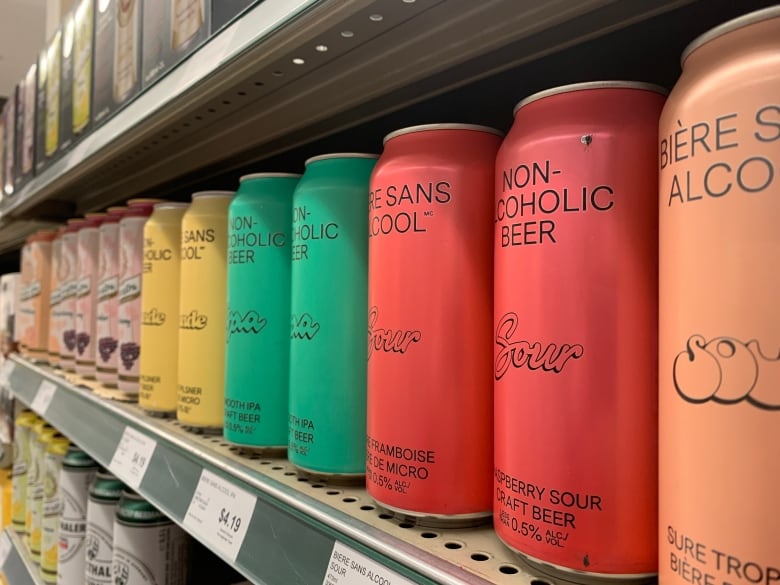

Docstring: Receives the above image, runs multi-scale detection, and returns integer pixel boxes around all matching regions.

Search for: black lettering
[755,105,780,143]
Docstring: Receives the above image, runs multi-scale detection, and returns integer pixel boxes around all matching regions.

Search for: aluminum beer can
[56,447,98,585]
[177,191,233,431]
[112,491,188,585]
[48,229,64,367]
[288,154,377,479]
[659,9,780,585]
[22,230,57,362]
[11,410,39,532]
[494,82,665,580]
[40,434,69,582]
[96,207,127,387]
[28,422,58,562]
[225,173,300,451]
[59,220,83,372]
[117,199,161,399]
[85,471,124,585]
[76,214,106,378]
[139,203,189,416]
[17,239,31,355]
[366,124,501,525]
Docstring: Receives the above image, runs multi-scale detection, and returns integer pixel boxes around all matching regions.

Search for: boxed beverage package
[73,0,94,136]
[35,48,48,174]
[45,29,62,160]
[13,82,24,190]
[211,0,257,34]
[19,63,38,187]
[93,0,142,125]
[142,0,210,88]
[3,91,18,196]
[60,12,76,152]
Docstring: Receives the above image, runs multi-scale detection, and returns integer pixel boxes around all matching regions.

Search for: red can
[367,123,502,526]
[494,82,665,580]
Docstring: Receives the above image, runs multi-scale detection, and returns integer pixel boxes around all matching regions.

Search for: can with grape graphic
[59,220,83,372]
[48,229,64,367]
[75,213,105,379]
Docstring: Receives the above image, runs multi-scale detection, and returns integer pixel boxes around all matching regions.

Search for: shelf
[0,529,45,585]
[3,354,557,585]
[0,0,697,254]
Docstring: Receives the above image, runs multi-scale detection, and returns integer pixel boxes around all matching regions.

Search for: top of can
[89,471,125,501]
[192,190,235,199]
[239,173,302,182]
[63,446,97,469]
[305,153,379,166]
[15,411,39,427]
[46,434,69,456]
[29,229,59,243]
[153,202,189,210]
[117,490,169,524]
[513,81,668,114]
[681,6,780,65]
[383,123,504,144]
[127,198,164,207]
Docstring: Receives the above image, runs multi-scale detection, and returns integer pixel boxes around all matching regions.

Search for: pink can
[48,228,65,367]
[96,207,127,387]
[59,220,83,372]
[75,214,106,378]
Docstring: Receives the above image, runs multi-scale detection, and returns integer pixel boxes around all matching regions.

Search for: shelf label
[31,380,57,415]
[0,531,11,568]
[183,469,256,562]
[323,541,415,585]
[109,426,157,489]
[0,360,14,388]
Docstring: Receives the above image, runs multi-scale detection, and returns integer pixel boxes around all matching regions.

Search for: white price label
[0,531,11,568]
[183,469,256,562]
[31,380,57,415]
[323,542,415,585]
[0,360,14,387]
[109,426,157,489]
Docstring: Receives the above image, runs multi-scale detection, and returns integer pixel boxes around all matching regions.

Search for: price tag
[109,426,157,489]
[30,380,57,415]
[0,360,14,388]
[0,530,11,568]
[323,541,415,585]
[183,469,256,562]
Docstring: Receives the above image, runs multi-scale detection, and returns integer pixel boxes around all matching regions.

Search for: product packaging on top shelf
[60,12,76,153]
[0,111,5,197]
[0,273,20,354]
[35,47,48,174]
[45,28,62,160]
[142,0,211,89]
[4,85,19,197]
[72,0,95,137]
[19,63,38,188]
[93,0,142,126]
[211,0,257,34]
[13,81,25,191]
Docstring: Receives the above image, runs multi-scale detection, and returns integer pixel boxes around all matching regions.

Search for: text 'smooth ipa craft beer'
[177,191,233,431]
[116,199,160,399]
[39,434,69,583]
[367,124,501,526]
[224,173,300,451]
[139,202,189,416]
[113,491,189,585]
[56,447,98,585]
[75,214,105,378]
[48,229,64,367]
[659,8,780,585]
[96,207,126,387]
[85,472,124,585]
[28,422,58,562]
[288,154,377,480]
[59,220,83,372]
[494,82,665,581]
[11,410,39,532]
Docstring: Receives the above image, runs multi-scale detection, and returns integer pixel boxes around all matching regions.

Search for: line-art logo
[367,306,421,359]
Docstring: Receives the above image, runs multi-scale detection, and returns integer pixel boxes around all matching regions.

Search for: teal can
[288,153,378,480]
[224,173,301,452]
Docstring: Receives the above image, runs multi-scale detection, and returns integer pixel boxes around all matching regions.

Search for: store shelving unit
[0,529,45,585]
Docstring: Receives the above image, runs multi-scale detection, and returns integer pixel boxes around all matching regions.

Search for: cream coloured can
[39,434,69,582]
[76,214,105,379]
[85,471,124,585]
[96,207,127,387]
[59,220,84,373]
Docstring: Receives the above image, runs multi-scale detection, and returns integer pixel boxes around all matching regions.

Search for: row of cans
[12,410,188,585]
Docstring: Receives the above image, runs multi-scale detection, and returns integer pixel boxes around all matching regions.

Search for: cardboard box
[142,0,210,89]
[93,0,142,125]
[45,29,62,160]
[72,0,94,136]
[35,48,48,174]
[60,12,75,152]
[211,0,258,34]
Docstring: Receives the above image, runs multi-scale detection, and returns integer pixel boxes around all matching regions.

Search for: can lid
[89,471,125,501]
[513,81,668,114]
[383,123,504,145]
[46,435,69,455]
[239,172,302,182]
[107,206,127,214]
[63,446,97,468]
[30,229,59,243]
[36,426,59,444]
[15,411,39,427]
[153,202,189,210]
[32,420,53,435]
[682,5,780,65]
[117,490,168,524]
[81,213,106,227]
[127,198,164,207]
[65,219,88,233]
[304,153,379,166]
[192,190,235,199]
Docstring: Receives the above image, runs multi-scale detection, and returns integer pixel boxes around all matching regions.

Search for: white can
[85,472,124,585]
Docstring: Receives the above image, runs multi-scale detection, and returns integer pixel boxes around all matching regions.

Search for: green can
[288,153,377,480]
[224,173,300,452]
[85,471,124,585]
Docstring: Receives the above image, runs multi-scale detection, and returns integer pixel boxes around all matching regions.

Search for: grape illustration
[120,342,140,370]
[76,332,90,355]
[98,337,118,363]
[63,329,77,351]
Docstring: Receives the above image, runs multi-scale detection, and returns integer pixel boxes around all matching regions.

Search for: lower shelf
[0,529,45,585]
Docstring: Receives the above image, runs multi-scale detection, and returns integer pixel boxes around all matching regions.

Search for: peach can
[23,231,57,361]
[47,229,64,366]
[659,8,780,585]
[96,207,127,387]
[59,220,84,372]
[75,214,104,378]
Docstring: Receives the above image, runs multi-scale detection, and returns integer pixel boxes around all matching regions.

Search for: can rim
[192,190,235,199]
[682,5,780,65]
[305,153,379,166]
[153,202,189,209]
[383,123,504,144]
[239,172,303,182]
[513,81,668,114]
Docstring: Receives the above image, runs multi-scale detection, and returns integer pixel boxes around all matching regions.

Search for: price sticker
[31,380,57,415]
[183,469,256,562]
[0,530,11,568]
[0,360,14,388]
[323,541,415,585]
[109,426,157,489]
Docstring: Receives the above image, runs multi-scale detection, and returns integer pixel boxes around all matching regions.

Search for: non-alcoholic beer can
[57,447,98,585]
[494,82,665,580]
[76,214,105,379]
[40,434,69,582]
[116,200,160,399]
[59,220,83,372]
[85,471,124,585]
[659,9,780,585]
[28,422,58,562]
[367,124,501,525]
[112,491,188,585]
[288,154,377,479]
[12,410,39,532]
[96,207,127,387]
[48,229,64,367]
[22,230,57,362]
[139,202,189,416]
[177,191,233,431]
[225,173,300,451]
[17,238,31,355]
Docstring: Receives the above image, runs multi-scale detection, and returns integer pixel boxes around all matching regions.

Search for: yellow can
[139,203,189,416]
[0,470,12,529]
[27,421,57,562]
[12,411,39,532]
[40,435,69,582]
[177,192,233,431]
